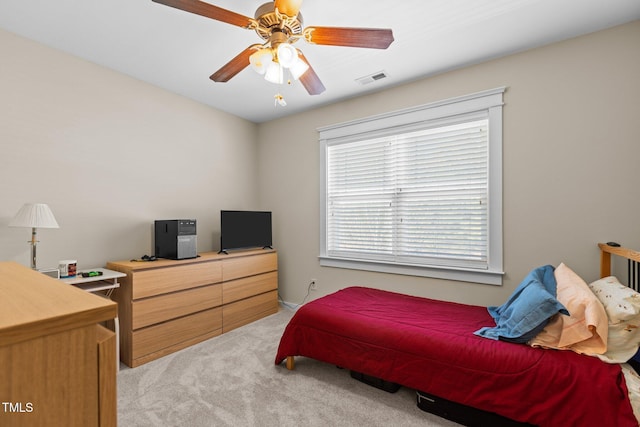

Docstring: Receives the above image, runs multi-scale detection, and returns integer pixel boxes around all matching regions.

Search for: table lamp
[9,203,59,269]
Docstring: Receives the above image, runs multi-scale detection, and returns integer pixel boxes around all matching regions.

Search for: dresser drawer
[132,307,222,361]
[222,271,277,304]
[222,252,277,281]
[132,261,222,299]
[223,290,278,333]
[132,284,222,330]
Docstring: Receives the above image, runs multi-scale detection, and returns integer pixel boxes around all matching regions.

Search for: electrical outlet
[310,279,318,291]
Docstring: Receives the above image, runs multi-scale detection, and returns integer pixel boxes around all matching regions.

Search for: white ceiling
[1,0,639,123]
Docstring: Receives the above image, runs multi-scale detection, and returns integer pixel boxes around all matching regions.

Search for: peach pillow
[530,263,608,354]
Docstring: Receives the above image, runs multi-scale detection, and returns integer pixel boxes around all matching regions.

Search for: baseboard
[278,300,301,310]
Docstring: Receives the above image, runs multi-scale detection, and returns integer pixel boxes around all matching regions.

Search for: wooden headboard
[599,242,640,290]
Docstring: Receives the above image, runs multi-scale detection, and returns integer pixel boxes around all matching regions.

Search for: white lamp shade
[264,61,284,84]
[249,49,273,75]
[276,43,298,68]
[9,203,59,228]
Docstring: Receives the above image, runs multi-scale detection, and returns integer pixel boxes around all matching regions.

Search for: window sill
[319,256,504,286]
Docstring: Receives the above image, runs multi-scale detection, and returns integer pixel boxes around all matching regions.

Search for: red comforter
[275,287,637,427]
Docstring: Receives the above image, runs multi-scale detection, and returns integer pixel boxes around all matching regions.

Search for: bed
[275,244,640,426]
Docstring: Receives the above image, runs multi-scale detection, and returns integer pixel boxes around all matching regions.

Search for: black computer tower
[154,219,197,260]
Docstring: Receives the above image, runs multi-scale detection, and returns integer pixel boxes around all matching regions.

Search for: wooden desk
[0,262,118,427]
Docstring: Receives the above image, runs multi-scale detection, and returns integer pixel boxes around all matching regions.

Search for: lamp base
[30,227,38,270]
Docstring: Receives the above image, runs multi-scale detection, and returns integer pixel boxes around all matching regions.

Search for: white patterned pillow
[588,276,640,363]
[588,277,640,323]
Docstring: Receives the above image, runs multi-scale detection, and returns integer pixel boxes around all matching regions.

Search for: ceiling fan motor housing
[253,2,303,44]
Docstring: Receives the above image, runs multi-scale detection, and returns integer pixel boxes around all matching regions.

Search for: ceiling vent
[355,71,389,85]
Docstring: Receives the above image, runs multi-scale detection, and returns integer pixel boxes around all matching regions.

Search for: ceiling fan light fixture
[276,42,298,68]
[249,48,273,75]
[264,61,283,84]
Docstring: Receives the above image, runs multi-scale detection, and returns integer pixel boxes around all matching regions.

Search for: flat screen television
[220,210,272,253]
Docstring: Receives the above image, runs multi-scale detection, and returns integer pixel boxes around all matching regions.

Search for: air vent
[355,71,389,85]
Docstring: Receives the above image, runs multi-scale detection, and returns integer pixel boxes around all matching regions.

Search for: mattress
[275,286,638,427]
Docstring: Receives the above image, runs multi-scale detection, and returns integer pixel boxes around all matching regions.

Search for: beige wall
[0,29,259,269]
[258,21,640,306]
[2,22,639,307]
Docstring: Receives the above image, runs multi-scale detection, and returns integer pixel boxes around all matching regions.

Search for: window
[319,88,505,285]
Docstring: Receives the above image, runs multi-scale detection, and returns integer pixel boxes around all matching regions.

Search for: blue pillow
[475,265,568,343]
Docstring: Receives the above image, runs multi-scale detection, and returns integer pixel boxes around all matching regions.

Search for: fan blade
[297,51,325,95]
[210,45,257,82]
[305,26,394,49]
[152,0,253,28]
[274,0,303,17]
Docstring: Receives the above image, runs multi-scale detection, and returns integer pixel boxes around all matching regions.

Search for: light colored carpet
[117,306,460,426]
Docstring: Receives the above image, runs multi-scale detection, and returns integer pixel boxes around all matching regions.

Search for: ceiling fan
[151,0,394,96]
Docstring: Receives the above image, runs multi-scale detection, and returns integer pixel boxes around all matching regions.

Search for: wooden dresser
[0,262,118,427]
[107,249,278,368]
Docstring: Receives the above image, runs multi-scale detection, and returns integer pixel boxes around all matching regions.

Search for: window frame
[318,87,506,285]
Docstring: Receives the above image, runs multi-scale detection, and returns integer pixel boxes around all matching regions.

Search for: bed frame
[599,242,640,290]
[276,243,640,426]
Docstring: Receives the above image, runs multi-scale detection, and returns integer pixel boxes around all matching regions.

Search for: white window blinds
[327,119,489,269]
[319,87,505,285]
